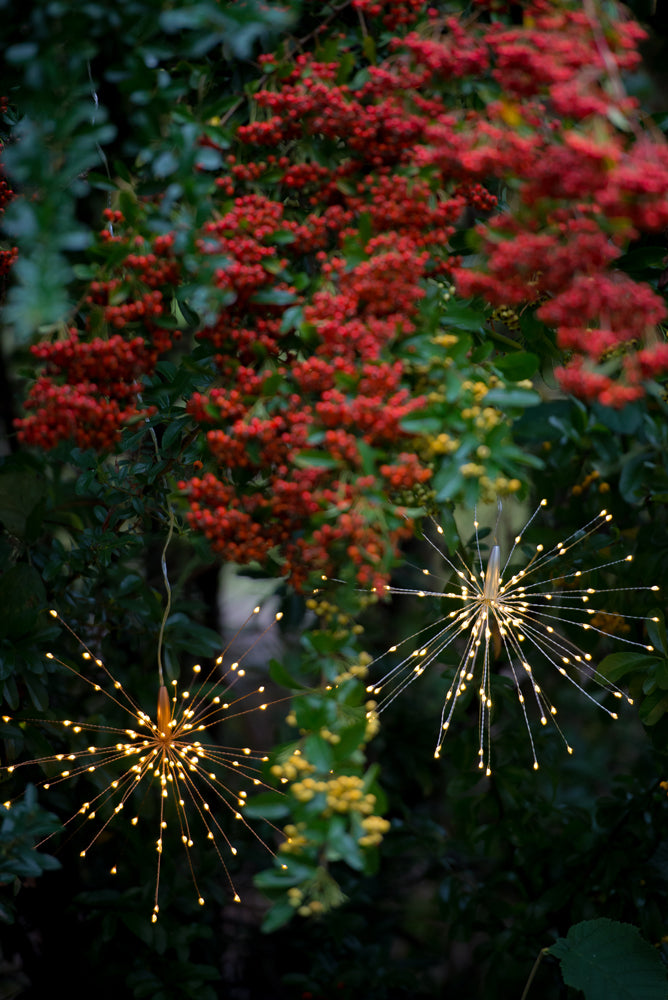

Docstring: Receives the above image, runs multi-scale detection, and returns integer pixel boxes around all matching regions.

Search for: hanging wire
[87,60,114,236]
[88,55,173,683]
[156,506,175,687]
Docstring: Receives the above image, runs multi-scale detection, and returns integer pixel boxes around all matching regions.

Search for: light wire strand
[157,506,175,687]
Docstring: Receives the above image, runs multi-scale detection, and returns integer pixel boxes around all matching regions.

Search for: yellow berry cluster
[290,889,325,917]
[286,874,347,917]
[365,700,380,740]
[324,774,375,816]
[320,728,341,745]
[429,432,460,456]
[432,332,459,349]
[284,768,390,849]
[589,611,631,636]
[571,469,610,495]
[280,822,310,855]
[411,329,461,396]
[306,591,366,639]
[461,377,501,401]
[470,406,503,431]
[333,651,372,684]
[305,595,365,638]
[358,815,391,847]
[270,751,315,784]
[460,462,486,478]
[490,304,521,332]
[460,454,524,500]
[291,776,328,803]
[485,475,522,496]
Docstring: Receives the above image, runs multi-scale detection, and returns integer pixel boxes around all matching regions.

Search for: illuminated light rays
[363,502,659,775]
[0,606,290,922]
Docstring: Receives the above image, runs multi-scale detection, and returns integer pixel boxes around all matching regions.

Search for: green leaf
[242,792,290,821]
[254,858,315,890]
[292,451,341,470]
[261,899,296,933]
[250,288,296,306]
[592,402,644,435]
[549,918,668,1000]
[647,610,668,657]
[441,301,485,332]
[152,149,179,178]
[400,417,445,435]
[639,689,668,726]
[482,387,540,408]
[619,453,648,505]
[302,734,334,771]
[615,248,667,271]
[598,651,661,684]
[269,658,306,690]
[494,352,539,381]
[433,465,464,503]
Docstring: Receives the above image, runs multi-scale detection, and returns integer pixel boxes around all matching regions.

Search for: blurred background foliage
[1,1,668,999]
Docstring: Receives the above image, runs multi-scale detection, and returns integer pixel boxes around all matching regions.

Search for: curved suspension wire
[156,506,175,687]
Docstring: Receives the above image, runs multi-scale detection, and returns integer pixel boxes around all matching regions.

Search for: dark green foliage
[550,919,668,1000]
[2,1,668,998]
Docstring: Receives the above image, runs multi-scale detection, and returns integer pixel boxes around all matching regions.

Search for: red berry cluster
[0,144,17,279]
[20,0,668,589]
[230,2,668,406]
[399,3,667,406]
[353,0,423,29]
[180,217,434,587]
[16,217,179,449]
[182,0,668,581]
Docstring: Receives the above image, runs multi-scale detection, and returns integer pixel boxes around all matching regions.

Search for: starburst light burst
[1,606,289,922]
[364,501,659,776]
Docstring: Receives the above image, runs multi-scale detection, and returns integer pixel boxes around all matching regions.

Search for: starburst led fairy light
[1,605,288,922]
[362,500,660,776]
[0,511,291,921]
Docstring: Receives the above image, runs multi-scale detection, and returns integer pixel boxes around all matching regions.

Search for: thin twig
[520,947,548,1000]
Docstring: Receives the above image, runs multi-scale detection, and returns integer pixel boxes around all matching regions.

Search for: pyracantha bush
[13,0,668,587]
